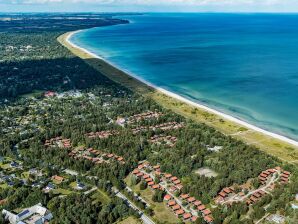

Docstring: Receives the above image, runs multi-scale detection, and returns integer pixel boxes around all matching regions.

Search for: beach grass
[58,32,298,164]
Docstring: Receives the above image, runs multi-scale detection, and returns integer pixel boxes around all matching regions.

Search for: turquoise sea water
[71,13,298,141]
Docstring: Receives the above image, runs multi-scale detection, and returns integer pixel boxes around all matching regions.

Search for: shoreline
[65,30,298,148]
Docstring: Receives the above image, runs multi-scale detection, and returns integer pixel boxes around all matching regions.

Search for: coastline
[58,30,298,163]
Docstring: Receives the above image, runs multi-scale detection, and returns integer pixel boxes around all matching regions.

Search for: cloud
[0,0,291,5]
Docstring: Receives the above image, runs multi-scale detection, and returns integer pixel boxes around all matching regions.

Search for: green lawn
[0,183,9,189]
[21,171,30,179]
[69,181,77,189]
[91,189,111,205]
[52,188,73,195]
[1,163,12,170]
[116,216,141,224]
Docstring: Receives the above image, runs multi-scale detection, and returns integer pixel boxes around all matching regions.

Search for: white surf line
[65,30,298,147]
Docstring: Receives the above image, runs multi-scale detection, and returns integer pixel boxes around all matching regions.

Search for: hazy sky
[1,0,298,12]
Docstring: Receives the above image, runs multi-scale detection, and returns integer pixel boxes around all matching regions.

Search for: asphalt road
[114,189,156,224]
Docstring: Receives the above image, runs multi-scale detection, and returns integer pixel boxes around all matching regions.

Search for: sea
[70,13,298,141]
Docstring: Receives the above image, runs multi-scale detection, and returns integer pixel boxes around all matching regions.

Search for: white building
[2,203,53,224]
[266,214,285,224]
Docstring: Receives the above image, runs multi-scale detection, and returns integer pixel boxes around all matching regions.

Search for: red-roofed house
[204,215,213,223]
[180,194,189,200]
[183,213,192,220]
[148,181,154,186]
[143,174,150,179]
[170,176,178,182]
[164,194,172,201]
[145,178,153,182]
[172,204,181,211]
[203,209,211,216]
[175,209,185,216]
[152,184,160,190]
[194,200,202,206]
[191,216,197,222]
[176,184,183,190]
[187,197,196,203]
[164,173,172,179]
[168,200,176,207]
[197,205,206,211]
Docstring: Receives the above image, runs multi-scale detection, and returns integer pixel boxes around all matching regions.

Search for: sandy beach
[58,30,298,163]
[66,30,298,146]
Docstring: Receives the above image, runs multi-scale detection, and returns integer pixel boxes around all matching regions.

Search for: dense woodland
[0,13,297,224]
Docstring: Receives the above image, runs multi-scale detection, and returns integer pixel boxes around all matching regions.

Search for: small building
[164,194,172,201]
[77,182,85,190]
[204,215,213,223]
[170,176,178,182]
[176,184,183,190]
[175,209,185,216]
[194,200,202,206]
[198,205,206,211]
[172,205,181,211]
[51,175,64,184]
[2,203,53,224]
[180,194,189,200]
[152,184,159,190]
[203,209,211,216]
[164,173,172,179]
[183,213,192,220]
[148,181,154,187]
[168,200,176,207]
[266,214,285,224]
[187,197,196,203]
[191,216,198,222]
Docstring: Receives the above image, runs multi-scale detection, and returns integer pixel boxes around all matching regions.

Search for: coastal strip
[58,30,298,163]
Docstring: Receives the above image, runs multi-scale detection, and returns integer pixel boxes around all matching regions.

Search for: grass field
[52,188,73,195]
[0,183,9,189]
[116,216,141,224]
[58,32,298,164]
[91,189,111,205]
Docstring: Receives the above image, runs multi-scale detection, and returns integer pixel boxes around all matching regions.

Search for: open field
[52,188,73,195]
[58,32,298,164]
[116,216,141,224]
[91,189,111,205]
[195,167,218,177]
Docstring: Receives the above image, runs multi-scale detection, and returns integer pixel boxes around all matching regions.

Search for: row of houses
[246,190,267,205]
[86,130,119,139]
[132,169,163,191]
[216,166,291,206]
[258,167,279,184]
[164,193,213,223]
[44,137,71,148]
[132,122,185,134]
[127,111,163,124]
[148,134,177,147]
[132,161,213,223]
[280,170,291,184]
[215,187,235,204]
[68,147,125,165]
[258,167,291,185]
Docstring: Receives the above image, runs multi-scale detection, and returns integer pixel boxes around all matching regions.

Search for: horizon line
[2,11,298,14]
